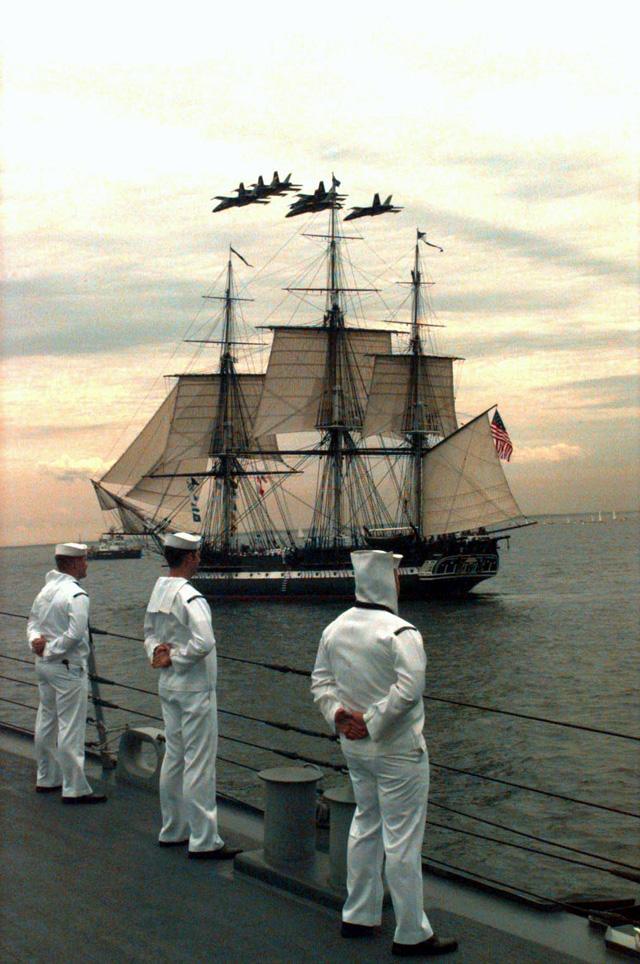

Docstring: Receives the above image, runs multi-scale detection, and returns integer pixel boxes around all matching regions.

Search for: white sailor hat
[163,532,202,550]
[392,553,403,569]
[55,543,88,557]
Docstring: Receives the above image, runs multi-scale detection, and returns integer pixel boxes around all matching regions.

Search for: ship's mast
[219,251,235,553]
[200,248,287,555]
[408,236,425,536]
[326,201,344,547]
[296,178,393,553]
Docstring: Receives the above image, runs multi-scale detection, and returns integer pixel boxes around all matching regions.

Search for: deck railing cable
[1,697,634,884]
[417,855,631,915]
[425,819,640,883]
[428,800,640,873]
[1,610,638,742]
[0,628,638,820]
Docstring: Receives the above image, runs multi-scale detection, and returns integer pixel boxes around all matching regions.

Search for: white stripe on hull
[192,562,497,599]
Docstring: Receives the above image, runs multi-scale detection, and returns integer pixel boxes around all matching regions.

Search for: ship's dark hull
[192,551,499,601]
[88,548,143,560]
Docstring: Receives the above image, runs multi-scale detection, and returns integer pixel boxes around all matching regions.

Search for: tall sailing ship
[92,178,529,599]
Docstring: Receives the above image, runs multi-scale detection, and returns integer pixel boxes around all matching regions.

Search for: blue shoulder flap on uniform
[73,591,89,599]
[394,624,416,636]
[186,594,205,604]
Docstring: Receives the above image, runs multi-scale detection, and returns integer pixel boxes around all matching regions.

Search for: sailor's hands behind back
[335,707,368,740]
[152,644,172,669]
[31,636,47,656]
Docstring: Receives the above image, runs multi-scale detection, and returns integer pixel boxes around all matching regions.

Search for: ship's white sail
[92,481,176,533]
[421,410,523,536]
[362,354,458,439]
[98,371,279,526]
[101,385,179,488]
[253,326,392,438]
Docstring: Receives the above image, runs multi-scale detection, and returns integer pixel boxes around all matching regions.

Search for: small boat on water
[88,530,143,560]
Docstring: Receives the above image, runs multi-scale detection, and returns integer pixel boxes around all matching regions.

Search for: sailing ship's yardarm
[92,185,529,599]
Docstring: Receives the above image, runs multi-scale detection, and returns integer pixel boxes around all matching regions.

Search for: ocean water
[1,515,638,904]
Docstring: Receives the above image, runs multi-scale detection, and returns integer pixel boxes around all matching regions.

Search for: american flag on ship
[491,410,513,461]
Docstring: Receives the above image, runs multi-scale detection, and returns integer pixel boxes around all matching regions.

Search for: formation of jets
[212,174,404,222]
[212,172,300,212]
[212,182,270,213]
[252,172,301,198]
[286,180,347,218]
[344,193,403,221]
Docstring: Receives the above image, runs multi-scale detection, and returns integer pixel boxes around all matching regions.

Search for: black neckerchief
[353,600,396,616]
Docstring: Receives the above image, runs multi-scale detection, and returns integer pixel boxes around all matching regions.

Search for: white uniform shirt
[143,577,217,693]
[27,571,90,668]
[311,605,426,756]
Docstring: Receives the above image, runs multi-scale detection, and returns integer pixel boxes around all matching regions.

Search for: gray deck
[0,741,612,963]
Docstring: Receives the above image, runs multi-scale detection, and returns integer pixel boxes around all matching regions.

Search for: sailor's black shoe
[158,839,190,847]
[35,785,62,794]
[188,845,242,860]
[62,793,107,805]
[341,922,377,938]
[392,935,459,957]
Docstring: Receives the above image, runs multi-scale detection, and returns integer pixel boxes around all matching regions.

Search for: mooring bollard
[259,765,323,867]
[323,781,356,889]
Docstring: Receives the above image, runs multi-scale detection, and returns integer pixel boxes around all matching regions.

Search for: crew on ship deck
[311,549,458,958]
[143,531,240,860]
[27,542,107,804]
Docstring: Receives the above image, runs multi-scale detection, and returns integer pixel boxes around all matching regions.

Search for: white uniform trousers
[158,688,224,853]
[34,661,93,798]
[342,747,433,946]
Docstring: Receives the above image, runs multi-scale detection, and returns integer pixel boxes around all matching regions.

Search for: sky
[1,0,638,546]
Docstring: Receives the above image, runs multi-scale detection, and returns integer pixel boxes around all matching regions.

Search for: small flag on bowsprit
[491,410,513,461]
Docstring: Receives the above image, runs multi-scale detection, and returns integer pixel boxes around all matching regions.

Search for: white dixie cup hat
[163,532,202,550]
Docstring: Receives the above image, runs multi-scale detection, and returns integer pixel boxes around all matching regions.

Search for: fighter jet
[343,193,403,221]
[251,172,302,198]
[286,180,346,218]
[212,182,270,213]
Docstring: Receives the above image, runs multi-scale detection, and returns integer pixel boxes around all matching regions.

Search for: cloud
[40,456,110,482]
[415,204,635,284]
[516,443,584,463]
[541,372,640,410]
[450,326,634,360]
[439,288,577,315]
[444,151,626,201]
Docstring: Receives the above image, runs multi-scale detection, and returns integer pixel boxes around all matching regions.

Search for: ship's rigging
[92,177,529,597]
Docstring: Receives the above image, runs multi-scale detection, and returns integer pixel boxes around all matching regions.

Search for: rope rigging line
[0,624,640,742]
[218,731,346,773]
[426,819,640,883]
[418,854,610,916]
[423,692,640,742]
[1,627,637,744]
[0,673,37,688]
[0,697,37,712]
[217,754,261,773]
[1,614,638,817]
[428,800,640,873]
[84,688,336,743]
[431,761,639,819]
[218,707,335,742]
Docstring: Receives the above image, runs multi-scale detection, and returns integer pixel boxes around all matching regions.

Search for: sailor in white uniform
[311,550,457,958]
[144,532,239,859]
[27,542,106,803]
